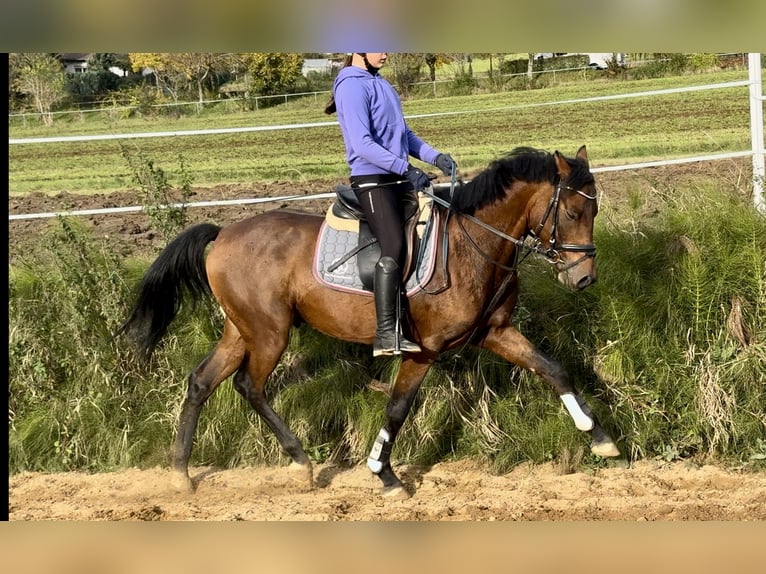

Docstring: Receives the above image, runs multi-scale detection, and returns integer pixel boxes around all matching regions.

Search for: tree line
[11,52,714,126]
[8,53,543,125]
[9,53,308,125]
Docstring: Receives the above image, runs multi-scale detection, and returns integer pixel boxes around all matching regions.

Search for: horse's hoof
[287,461,314,488]
[381,485,411,500]
[171,471,194,493]
[591,440,621,458]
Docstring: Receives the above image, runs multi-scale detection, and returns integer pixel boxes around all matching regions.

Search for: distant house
[585,53,626,69]
[58,53,90,73]
[301,58,340,77]
[57,53,129,77]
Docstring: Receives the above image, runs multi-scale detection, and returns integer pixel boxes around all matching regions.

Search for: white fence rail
[748,53,765,210]
[7,92,332,120]
[9,54,765,219]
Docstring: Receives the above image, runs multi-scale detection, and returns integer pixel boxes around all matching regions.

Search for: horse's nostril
[577,275,596,290]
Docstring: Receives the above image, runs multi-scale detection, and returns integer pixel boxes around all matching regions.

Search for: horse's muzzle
[575,273,597,290]
[556,248,597,291]
[558,268,597,291]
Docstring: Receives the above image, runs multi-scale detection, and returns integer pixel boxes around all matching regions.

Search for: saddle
[325,185,429,291]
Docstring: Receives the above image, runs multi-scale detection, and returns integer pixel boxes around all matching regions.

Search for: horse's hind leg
[481,325,620,459]
[172,319,245,492]
[232,335,314,489]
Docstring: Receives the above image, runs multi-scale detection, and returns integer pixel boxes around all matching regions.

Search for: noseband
[530,181,597,271]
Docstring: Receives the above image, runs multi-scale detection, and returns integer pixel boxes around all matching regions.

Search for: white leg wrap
[367,428,391,474]
[560,393,595,431]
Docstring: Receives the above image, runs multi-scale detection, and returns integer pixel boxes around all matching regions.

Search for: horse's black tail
[118,223,222,361]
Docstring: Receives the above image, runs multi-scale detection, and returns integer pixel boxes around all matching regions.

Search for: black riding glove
[435,153,457,176]
[405,165,430,191]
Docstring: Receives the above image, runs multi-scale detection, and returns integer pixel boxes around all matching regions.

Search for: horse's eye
[565,209,577,221]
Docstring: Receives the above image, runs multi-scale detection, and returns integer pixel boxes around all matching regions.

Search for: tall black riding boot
[373,256,421,357]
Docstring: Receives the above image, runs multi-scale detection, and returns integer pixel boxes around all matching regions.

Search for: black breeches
[351,174,409,268]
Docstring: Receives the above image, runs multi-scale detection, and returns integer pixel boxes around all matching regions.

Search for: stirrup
[373,344,398,357]
[397,338,421,354]
[373,334,421,357]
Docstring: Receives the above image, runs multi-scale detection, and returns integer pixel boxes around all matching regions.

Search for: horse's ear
[576,145,589,166]
[553,150,570,177]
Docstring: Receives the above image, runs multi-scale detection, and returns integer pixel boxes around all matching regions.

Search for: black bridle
[422,175,598,274]
[528,181,598,271]
[426,171,598,347]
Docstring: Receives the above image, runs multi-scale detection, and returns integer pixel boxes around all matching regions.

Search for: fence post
[749,53,765,212]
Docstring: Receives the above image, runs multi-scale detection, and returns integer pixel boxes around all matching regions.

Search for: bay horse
[120,146,620,499]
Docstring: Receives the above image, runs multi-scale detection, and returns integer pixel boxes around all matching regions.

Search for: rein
[420,172,598,347]
[351,168,597,295]
[350,170,597,271]
[421,180,594,270]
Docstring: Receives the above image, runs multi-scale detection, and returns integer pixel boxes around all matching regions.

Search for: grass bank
[9,183,765,475]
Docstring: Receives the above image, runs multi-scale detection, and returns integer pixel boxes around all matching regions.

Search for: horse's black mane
[437,147,593,215]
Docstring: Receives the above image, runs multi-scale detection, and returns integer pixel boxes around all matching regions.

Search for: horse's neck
[449,181,549,282]
[486,200,530,236]
[469,182,538,242]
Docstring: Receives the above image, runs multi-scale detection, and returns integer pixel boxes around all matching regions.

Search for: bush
[533,54,589,72]
[65,70,123,106]
[629,53,692,79]
[447,72,478,96]
[689,53,720,72]
[118,144,193,243]
[499,58,529,76]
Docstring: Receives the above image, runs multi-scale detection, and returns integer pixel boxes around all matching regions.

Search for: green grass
[9,69,752,195]
[9,182,765,475]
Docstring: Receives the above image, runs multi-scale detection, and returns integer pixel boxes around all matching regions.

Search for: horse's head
[530,146,598,291]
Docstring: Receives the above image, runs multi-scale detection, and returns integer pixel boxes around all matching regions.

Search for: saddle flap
[334,185,365,219]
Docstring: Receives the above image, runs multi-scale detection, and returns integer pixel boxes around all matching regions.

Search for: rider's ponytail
[324,54,354,115]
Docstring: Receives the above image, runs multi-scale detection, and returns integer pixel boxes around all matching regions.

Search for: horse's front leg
[480,325,620,458]
[367,356,433,499]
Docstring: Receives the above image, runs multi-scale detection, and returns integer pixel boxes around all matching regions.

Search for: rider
[325,52,457,356]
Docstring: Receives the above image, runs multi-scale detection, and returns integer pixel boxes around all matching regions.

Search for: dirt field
[9,458,766,521]
[9,162,765,522]
[7,159,753,263]
[8,180,335,264]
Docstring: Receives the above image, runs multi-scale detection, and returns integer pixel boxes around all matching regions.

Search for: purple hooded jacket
[333,65,440,177]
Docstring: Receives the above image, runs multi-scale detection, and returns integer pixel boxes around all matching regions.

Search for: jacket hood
[333,65,376,89]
